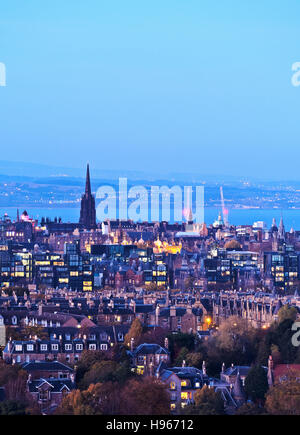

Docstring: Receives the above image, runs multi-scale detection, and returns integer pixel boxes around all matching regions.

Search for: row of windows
[14,343,108,352]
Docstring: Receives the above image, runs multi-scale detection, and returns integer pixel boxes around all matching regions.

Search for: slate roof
[132,343,169,356]
[22,360,73,373]
[28,378,75,393]
[223,366,251,377]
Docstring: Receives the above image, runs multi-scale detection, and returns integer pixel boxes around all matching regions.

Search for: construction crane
[220,186,229,228]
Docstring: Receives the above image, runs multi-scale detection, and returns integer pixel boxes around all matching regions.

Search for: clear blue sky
[0,0,300,179]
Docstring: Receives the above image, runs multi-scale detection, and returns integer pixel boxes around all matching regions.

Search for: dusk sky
[0,1,300,179]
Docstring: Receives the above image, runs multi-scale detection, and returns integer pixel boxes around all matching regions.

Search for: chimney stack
[130,337,135,352]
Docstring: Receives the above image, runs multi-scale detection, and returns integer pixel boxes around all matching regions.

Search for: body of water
[1,207,300,230]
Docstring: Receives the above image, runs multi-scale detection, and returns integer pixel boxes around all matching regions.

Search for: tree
[275,319,298,363]
[235,403,266,415]
[224,240,242,251]
[56,382,121,415]
[244,365,269,403]
[79,360,131,390]
[0,400,27,415]
[216,316,252,353]
[22,326,49,340]
[56,385,102,415]
[139,326,168,347]
[124,318,143,348]
[277,305,298,324]
[265,372,300,415]
[182,385,225,415]
[75,350,111,385]
[119,378,170,415]
[167,332,195,363]
[0,361,26,387]
[174,347,189,366]
[185,352,203,368]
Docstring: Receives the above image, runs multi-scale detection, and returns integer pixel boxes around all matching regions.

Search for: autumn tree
[277,305,298,324]
[124,318,143,348]
[119,378,170,415]
[75,349,113,384]
[265,372,300,415]
[22,326,49,340]
[56,382,121,415]
[139,326,168,347]
[182,385,225,415]
[235,403,266,415]
[0,361,26,387]
[215,316,253,353]
[185,352,203,369]
[56,385,102,415]
[79,360,131,390]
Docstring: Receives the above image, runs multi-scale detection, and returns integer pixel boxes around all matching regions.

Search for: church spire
[79,164,96,229]
[85,163,91,196]
[278,216,285,240]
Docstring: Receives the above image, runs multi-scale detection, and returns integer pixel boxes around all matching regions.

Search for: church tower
[79,164,96,229]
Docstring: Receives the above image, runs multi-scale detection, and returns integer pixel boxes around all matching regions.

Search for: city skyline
[1,1,300,419]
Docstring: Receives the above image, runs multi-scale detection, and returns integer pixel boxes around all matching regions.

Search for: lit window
[170,382,176,390]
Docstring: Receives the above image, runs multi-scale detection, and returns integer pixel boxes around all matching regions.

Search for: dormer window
[41,344,48,351]
[51,344,59,351]
[12,316,17,325]
[75,344,83,351]
[65,344,72,351]
[27,344,34,351]
[15,344,22,352]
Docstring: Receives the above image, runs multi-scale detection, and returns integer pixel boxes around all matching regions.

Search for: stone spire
[79,164,96,229]
[278,216,285,240]
[85,163,92,196]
